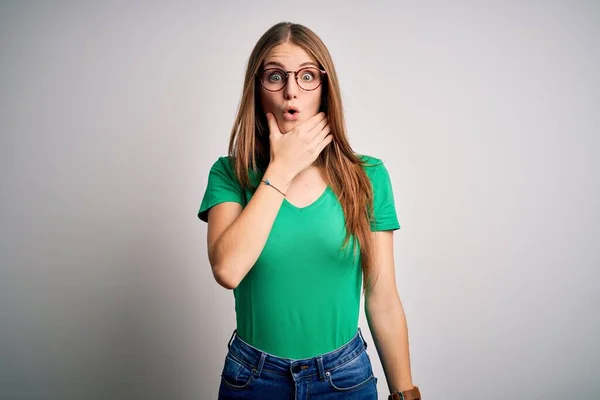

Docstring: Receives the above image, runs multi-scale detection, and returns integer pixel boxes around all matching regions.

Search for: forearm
[365,299,414,393]
[211,162,293,289]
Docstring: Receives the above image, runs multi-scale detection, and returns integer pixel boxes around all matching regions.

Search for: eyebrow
[263,61,320,69]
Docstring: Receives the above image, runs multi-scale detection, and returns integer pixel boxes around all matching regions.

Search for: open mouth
[283,108,299,121]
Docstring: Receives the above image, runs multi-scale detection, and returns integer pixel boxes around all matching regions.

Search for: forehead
[263,42,317,68]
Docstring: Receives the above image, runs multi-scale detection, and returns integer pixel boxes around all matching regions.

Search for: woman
[198,22,421,400]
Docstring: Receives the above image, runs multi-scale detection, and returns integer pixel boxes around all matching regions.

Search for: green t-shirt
[198,154,400,359]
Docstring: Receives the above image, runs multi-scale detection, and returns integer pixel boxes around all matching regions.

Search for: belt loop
[254,352,267,378]
[316,356,326,381]
[358,327,367,349]
[227,329,237,350]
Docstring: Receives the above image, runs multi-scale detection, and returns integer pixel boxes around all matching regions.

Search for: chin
[277,118,300,133]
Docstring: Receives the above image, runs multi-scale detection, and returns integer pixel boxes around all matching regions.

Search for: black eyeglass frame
[257,67,328,92]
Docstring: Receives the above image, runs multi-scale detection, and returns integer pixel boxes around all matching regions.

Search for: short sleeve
[364,157,401,231]
[197,156,244,223]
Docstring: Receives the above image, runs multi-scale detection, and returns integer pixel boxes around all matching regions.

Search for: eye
[268,70,285,82]
[300,70,315,82]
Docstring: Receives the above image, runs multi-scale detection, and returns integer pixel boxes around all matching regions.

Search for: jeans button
[292,364,301,373]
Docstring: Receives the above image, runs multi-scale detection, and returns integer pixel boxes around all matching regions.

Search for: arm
[207,162,292,289]
[364,230,415,393]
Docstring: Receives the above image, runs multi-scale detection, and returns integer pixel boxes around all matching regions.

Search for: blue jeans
[217,327,379,399]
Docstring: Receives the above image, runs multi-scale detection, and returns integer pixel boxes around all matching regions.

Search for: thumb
[266,113,281,137]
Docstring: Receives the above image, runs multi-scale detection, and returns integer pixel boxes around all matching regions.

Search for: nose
[283,72,299,99]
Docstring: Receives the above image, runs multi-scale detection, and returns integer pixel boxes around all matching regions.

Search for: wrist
[395,383,416,392]
[264,162,294,192]
[388,385,421,400]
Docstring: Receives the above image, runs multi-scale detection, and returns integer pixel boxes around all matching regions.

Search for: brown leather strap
[388,385,421,400]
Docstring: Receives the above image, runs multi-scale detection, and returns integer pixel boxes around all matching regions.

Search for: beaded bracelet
[261,179,286,197]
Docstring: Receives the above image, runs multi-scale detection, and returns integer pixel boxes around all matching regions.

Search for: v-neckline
[283,186,331,211]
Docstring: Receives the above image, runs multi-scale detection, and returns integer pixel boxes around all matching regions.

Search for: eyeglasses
[257,67,327,92]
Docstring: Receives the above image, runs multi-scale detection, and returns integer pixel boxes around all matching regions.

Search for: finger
[308,123,331,146]
[298,112,327,133]
[308,117,328,139]
[266,113,282,136]
[313,133,334,155]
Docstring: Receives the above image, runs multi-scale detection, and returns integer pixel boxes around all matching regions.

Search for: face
[258,42,323,133]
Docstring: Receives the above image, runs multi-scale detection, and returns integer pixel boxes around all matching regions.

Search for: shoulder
[208,156,238,180]
[210,155,235,171]
[355,153,391,180]
[356,153,384,166]
[208,155,262,188]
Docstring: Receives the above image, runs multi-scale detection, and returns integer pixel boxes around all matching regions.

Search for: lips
[283,106,300,121]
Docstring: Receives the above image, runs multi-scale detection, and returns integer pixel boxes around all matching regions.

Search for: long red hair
[228,22,380,295]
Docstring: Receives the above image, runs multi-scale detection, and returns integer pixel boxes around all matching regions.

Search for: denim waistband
[225,328,369,381]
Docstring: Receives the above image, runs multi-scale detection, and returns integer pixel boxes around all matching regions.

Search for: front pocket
[325,349,375,392]
[220,354,255,389]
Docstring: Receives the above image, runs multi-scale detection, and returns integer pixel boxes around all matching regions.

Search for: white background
[1,1,598,399]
